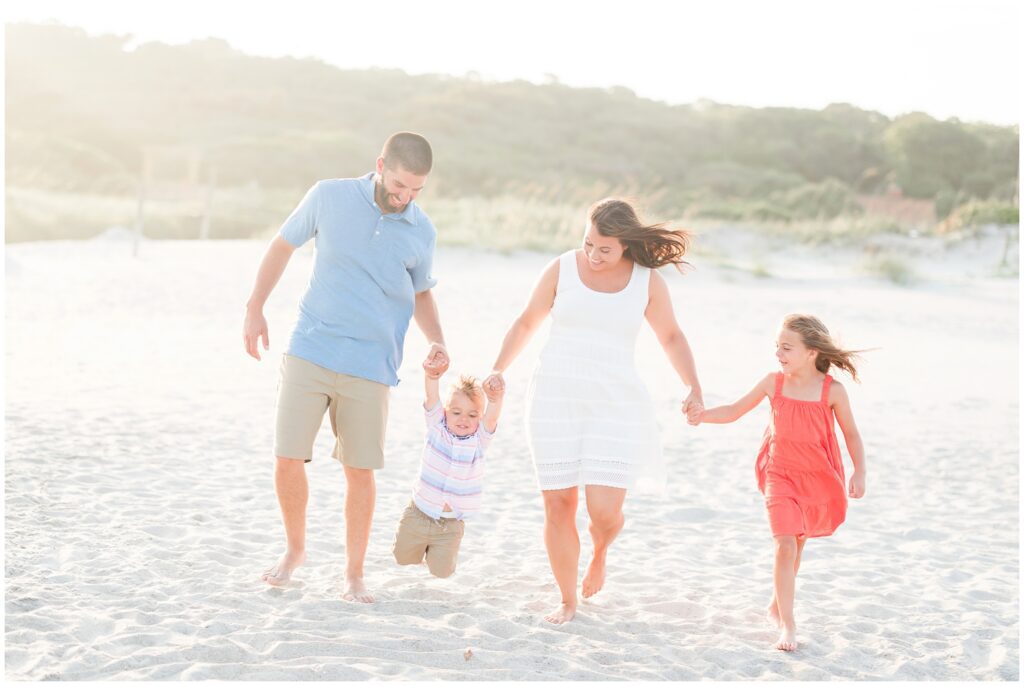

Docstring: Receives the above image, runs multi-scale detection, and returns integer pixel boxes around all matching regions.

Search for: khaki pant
[392,501,465,578]
[274,354,389,468]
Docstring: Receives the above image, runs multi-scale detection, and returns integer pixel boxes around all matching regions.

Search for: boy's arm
[831,382,866,497]
[697,373,774,424]
[424,369,441,410]
[482,397,503,434]
[482,381,505,434]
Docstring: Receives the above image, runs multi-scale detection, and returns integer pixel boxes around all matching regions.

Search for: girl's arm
[830,382,866,498]
[485,257,559,388]
[698,373,774,424]
[643,271,703,418]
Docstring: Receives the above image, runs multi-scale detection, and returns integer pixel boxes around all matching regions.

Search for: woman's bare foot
[774,622,797,651]
[342,576,375,603]
[544,602,577,624]
[260,550,306,586]
[766,598,782,628]
[581,555,606,598]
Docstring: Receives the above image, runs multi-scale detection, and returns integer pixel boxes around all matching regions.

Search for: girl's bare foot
[544,602,577,624]
[260,550,306,586]
[342,576,375,603]
[774,622,797,651]
[581,556,606,598]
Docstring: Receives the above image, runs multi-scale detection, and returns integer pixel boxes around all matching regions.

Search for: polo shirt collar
[358,172,418,225]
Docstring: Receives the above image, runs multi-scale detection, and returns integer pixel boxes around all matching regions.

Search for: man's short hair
[381,132,433,175]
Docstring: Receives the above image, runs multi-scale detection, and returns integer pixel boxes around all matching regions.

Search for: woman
[485,198,703,624]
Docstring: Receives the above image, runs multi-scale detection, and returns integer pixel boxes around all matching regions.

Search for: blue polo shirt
[279,173,437,386]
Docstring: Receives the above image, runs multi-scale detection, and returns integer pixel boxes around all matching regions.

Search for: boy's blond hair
[446,374,485,411]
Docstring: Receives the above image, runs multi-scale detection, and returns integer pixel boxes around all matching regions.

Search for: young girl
[693,314,866,651]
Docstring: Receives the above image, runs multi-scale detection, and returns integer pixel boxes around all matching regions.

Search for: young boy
[392,363,503,578]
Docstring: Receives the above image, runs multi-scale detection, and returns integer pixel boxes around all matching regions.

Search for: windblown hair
[783,314,866,382]
[447,374,485,410]
[381,132,433,175]
[589,198,691,271]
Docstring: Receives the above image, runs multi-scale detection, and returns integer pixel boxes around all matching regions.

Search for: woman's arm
[831,382,866,497]
[486,257,559,383]
[643,270,703,419]
[698,373,774,424]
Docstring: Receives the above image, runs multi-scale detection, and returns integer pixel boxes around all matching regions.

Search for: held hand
[243,309,270,361]
[483,372,506,402]
[423,343,450,378]
[848,471,866,499]
[682,391,704,426]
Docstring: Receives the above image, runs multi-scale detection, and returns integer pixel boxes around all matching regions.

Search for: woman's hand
[483,372,505,400]
[681,390,704,426]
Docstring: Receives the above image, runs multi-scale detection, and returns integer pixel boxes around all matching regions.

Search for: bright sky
[5,0,1021,125]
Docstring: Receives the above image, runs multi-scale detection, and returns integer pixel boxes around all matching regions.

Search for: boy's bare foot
[581,556,606,598]
[342,576,375,603]
[544,602,577,624]
[260,550,306,586]
[774,623,797,651]
[766,599,782,628]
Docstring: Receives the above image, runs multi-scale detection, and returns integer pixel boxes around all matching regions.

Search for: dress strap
[820,374,833,404]
[557,250,579,291]
[773,372,784,399]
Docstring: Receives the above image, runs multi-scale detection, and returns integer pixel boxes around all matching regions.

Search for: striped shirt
[411,403,494,521]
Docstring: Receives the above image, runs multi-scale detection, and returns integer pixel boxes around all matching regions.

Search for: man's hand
[423,357,444,380]
[423,343,449,378]
[243,308,270,361]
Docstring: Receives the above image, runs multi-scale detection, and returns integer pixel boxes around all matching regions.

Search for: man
[243,132,448,602]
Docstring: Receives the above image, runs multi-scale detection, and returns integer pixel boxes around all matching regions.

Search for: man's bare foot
[544,602,577,624]
[342,576,375,603]
[260,550,306,587]
[774,623,797,651]
[581,556,606,598]
[766,598,782,628]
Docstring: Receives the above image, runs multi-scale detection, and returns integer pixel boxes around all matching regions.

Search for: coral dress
[755,373,847,538]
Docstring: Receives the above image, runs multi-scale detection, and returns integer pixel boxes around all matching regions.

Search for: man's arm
[414,289,449,375]
[243,235,297,360]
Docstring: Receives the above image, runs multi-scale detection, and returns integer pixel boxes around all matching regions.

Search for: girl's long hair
[783,314,866,382]
[589,198,691,271]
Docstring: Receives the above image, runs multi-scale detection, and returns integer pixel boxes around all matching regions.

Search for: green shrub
[941,200,1019,233]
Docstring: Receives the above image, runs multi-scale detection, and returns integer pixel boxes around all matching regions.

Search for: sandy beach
[4,231,1019,680]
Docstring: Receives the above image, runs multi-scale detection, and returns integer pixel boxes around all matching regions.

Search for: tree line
[5,22,1018,241]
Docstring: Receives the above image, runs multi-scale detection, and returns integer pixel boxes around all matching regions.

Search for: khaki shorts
[392,501,465,578]
[274,354,390,469]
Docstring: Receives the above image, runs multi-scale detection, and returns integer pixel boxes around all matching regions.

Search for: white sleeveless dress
[524,250,663,491]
